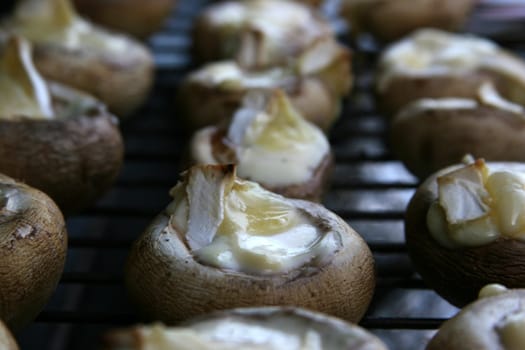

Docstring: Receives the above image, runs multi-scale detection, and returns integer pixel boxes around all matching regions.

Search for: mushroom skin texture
[376,29,525,116]
[0,173,67,331]
[405,161,525,307]
[0,84,124,213]
[341,0,475,42]
[390,84,525,179]
[0,319,18,350]
[72,0,177,39]
[191,0,333,67]
[2,0,154,117]
[189,90,334,202]
[102,307,388,350]
[179,37,351,132]
[428,285,525,350]
[126,165,375,324]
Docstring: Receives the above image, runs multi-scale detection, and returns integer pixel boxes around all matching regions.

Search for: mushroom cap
[0,173,67,330]
[0,83,124,213]
[125,199,375,324]
[405,162,525,307]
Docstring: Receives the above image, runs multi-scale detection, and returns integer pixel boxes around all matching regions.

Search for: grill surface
[14,1,525,349]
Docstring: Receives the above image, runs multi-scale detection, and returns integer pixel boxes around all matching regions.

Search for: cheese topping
[228,90,329,186]
[203,0,330,66]
[479,83,525,115]
[427,160,525,248]
[113,310,350,350]
[395,83,524,121]
[378,29,499,92]
[496,313,525,350]
[0,37,54,120]
[137,321,324,350]
[167,165,338,275]
[188,62,290,89]
[7,0,128,52]
[205,0,321,39]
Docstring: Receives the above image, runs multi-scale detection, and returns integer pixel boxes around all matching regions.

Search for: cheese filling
[7,0,128,52]
[378,29,499,92]
[204,0,329,66]
[188,62,291,89]
[226,90,330,186]
[395,83,524,121]
[167,165,338,275]
[0,37,54,120]
[496,312,525,350]
[206,0,322,42]
[115,318,329,350]
[427,160,525,248]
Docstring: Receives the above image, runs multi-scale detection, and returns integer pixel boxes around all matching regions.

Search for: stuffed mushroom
[192,0,333,68]
[428,284,525,350]
[103,307,388,350]
[73,0,177,39]
[341,0,476,42]
[1,0,154,117]
[377,29,525,115]
[179,37,351,131]
[405,158,525,307]
[126,164,375,324]
[0,173,67,331]
[0,36,123,213]
[390,83,525,179]
[190,89,333,202]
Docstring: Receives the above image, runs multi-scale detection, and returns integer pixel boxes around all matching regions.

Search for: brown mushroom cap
[405,162,525,307]
[125,198,375,324]
[342,0,476,42]
[0,173,67,331]
[72,0,177,39]
[390,104,525,179]
[427,288,525,350]
[0,83,124,214]
[179,74,344,132]
[103,307,388,350]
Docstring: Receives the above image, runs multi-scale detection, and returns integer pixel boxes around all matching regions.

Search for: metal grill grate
[15,1,525,349]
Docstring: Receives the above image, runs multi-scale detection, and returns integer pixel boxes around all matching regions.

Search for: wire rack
[14,1,525,349]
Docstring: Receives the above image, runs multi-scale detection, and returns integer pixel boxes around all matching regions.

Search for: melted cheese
[206,0,316,37]
[395,83,525,121]
[0,37,54,120]
[7,0,128,53]
[122,319,327,350]
[227,91,329,186]
[378,29,499,92]
[203,0,329,66]
[168,166,337,275]
[188,62,290,89]
[497,313,525,350]
[395,98,478,121]
[427,162,525,247]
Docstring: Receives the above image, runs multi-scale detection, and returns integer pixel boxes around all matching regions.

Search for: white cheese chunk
[228,90,330,187]
[0,37,54,120]
[168,165,337,275]
[427,161,525,247]
[378,29,499,92]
